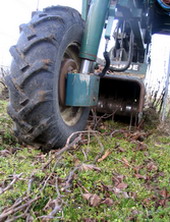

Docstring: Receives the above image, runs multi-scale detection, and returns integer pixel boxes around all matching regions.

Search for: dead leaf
[158,199,167,207]
[127,209,142,221]
[100,182,113,194]
[117,147,125,152]
[128,192,137,200]
[133,166,141,174]
[90,194,101,207]
[146,162,158,171]
[0,149,11,157]
[129,131,146,141]
[112,173,124,185]
[74,158,81,166]
[142,197,152,206]
[134,174,147,180]
[101,198,114,206]
[144,151,149,156]
[83,193,93,201]
[113,187,122,194]
[113,173,123,180]
[116,182,128,190]
[122,158,131,167]
[136,143,148,151]
[159,189,169,199]
[80,164,101,172]
[82,193,101,207]
[122,192,130,198]
[151,189,170,208]
[112,173,128,193]
[97,150,112,162]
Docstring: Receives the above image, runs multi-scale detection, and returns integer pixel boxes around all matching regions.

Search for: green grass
[0,100,170,221]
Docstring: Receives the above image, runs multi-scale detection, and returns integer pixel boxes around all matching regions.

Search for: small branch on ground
[0,196,40,221]
[55,131,84,158]
[62,165,81,192]
[4,213,27,222]
[91,109,117,130]
[0,173,23,195]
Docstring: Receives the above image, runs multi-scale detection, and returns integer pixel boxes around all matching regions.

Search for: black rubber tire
[6,6,89,150]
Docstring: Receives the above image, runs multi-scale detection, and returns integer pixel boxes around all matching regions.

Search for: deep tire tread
[15,59,52,88]
[7,6,88,150]
[22,34,57,54]
[7,105,33,133]
[31,15,64,27]
[17,90,52,119]
[9,46,29,70]
[23,116,54,142]
[19,24,37,40]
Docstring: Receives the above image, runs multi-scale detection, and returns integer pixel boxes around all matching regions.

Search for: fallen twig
[91,109,117,129]
[48,199,62,217]
[40,134,84,192]
[0,173,23,195]
[38,215,63,220]
[0,196,40,221]
[76,180,89,193]
[4,195,31,214]
[55,177,61,197]
[27,173,35,195]
[62,166,81,192]
[5,213,27,222]
[110,129,126,137]
[97,149,112,162]
[55,130,99,159]
[113,157,133,169]
[55,132,83,158]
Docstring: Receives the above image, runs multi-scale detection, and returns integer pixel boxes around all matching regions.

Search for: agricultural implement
[6,0,170,150]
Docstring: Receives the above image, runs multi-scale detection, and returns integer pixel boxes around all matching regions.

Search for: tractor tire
[6,6,90,151]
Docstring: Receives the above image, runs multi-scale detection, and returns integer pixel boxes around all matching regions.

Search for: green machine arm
[80,0,170,72]
[80,0,111,62]
[66,0,170,107]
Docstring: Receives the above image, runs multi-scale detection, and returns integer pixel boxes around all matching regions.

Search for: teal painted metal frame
[79,0,111,61]
[81,0,89,21]
[66,73,100,107]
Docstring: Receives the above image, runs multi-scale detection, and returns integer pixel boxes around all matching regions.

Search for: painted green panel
[66,73,100,107]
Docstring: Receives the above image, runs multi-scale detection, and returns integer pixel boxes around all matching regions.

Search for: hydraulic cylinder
[79,0,110,61]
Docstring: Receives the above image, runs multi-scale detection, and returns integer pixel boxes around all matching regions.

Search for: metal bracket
[66,73,100,107]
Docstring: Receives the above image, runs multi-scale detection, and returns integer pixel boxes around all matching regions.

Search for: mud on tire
[6,6,89,151]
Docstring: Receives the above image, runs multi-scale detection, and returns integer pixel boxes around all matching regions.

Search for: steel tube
[80,59,93,74]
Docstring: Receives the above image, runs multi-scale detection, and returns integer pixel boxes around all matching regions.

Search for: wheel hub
[59,59,77,106]
[59,58,82,126]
